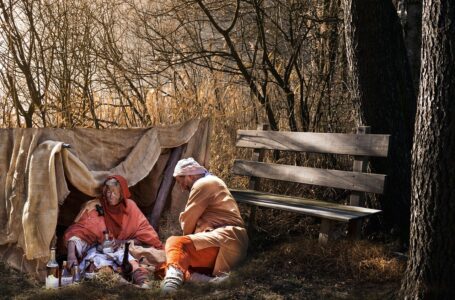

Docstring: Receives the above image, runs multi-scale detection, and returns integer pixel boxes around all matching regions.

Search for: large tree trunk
[400,0,455,298]
[343,0,416,242]
[403,0,422,93]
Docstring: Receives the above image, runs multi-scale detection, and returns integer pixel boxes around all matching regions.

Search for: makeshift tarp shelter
[0,119,211,276]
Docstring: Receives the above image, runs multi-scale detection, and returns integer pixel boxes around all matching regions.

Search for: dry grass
[0,234,404,299]
[225,236,404,299]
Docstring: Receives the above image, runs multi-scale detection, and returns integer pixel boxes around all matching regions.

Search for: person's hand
[67,241,78,270]
[67,254,78,270]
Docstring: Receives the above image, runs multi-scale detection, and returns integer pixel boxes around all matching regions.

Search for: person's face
[105,184,122,206]
[175,175,196,192]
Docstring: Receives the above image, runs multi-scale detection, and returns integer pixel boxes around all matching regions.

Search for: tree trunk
[400,0,455,297]
[403,0,422,93]
[343,0,416,242]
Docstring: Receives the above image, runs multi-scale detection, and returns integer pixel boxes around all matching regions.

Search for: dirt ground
[0,227,405,300]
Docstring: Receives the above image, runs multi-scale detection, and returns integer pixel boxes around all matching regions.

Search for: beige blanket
[0,119,211,274]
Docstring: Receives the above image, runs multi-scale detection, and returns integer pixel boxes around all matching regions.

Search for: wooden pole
[149,145,185,231]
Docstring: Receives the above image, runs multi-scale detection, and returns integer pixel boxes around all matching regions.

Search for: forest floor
[0,219,406,300]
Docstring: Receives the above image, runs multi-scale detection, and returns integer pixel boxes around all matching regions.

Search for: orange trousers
[165,235,219,278]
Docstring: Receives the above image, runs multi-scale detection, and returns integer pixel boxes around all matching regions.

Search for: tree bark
[403,0,422,93]
[343,0,416,242]
[401,0,455,298]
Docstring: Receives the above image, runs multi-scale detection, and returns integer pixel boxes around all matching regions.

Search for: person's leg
[165,235,219,273]
[162,235,219,294]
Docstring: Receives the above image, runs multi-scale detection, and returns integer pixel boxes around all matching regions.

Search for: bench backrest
[233,127,390,195]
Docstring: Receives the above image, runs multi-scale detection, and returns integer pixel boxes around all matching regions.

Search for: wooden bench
[230,124,390,243]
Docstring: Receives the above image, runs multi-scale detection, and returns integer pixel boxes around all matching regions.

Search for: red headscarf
[101,175,131,237]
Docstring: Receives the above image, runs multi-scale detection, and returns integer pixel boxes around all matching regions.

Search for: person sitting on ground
[63,175,163,287]
[161,157,248,294]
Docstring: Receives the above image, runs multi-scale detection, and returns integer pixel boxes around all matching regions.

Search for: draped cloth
[0,119,211,275]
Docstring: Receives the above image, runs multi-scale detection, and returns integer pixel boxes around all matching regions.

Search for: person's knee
[165,236,180,249]
[165,236,192,251]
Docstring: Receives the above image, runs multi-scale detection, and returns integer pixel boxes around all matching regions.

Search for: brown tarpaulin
[0,119,211,275]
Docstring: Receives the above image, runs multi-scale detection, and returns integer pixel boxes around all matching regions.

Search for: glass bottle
[45,248,59,289]
[84,258,96,279]
[72,265,81,283]
[60,261,73,286]
[121,242,133,281]
[101,230,113,254]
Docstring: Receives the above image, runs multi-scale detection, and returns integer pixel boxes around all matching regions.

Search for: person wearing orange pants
[161,158,248,294]
[164,236,218,283]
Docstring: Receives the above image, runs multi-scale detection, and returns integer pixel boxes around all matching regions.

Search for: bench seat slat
[236,130,390,157]
[230,189,381,222]
[233,160,386,194]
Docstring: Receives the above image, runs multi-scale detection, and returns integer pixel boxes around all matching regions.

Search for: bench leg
[319,219,336,244]
[347,219,362,240]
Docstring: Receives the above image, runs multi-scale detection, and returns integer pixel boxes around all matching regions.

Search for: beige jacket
[179,175,248,276]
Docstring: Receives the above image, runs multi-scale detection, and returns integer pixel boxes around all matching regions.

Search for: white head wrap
[173,157,207,177]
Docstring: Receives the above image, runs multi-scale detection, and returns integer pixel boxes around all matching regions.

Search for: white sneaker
[161,266,184,295]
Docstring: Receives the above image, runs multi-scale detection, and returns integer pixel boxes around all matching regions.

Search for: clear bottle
[84,258,96,279]
[101,230,113,254]
[72,265,81,283]
[45,248,59,289]
[60,261,73,286]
